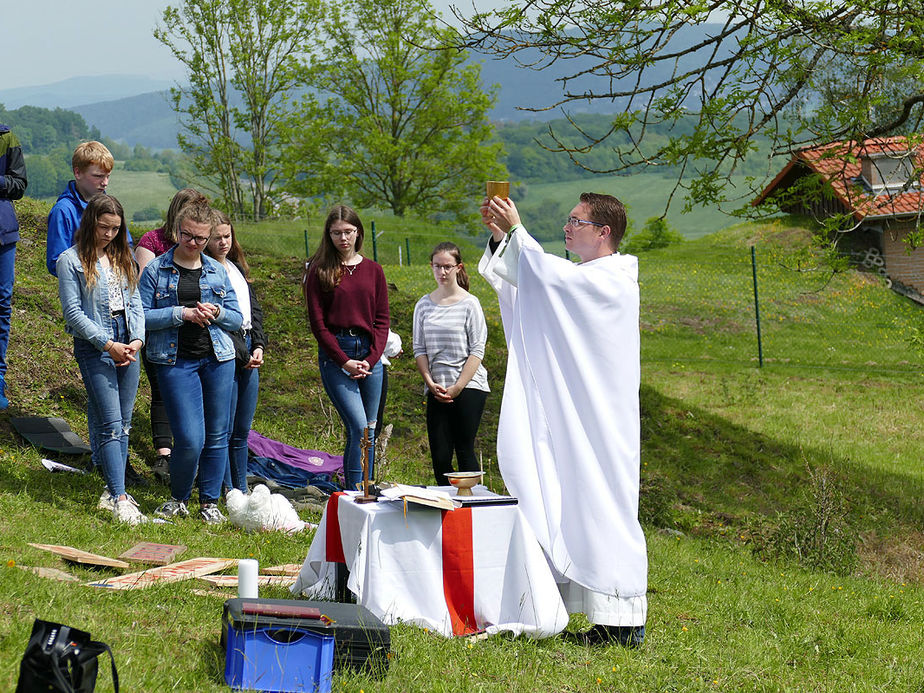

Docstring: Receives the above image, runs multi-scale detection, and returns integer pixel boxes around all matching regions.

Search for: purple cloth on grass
[247,430,343,475]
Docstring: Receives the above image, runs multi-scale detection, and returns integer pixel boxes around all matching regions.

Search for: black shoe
[151,454,171,486]
[565,624,645,648]
[124,460,150,488]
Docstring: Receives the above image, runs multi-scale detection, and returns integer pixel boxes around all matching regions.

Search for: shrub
[133,205,163,222]
[622,216,684,253]
[758,464,859,575]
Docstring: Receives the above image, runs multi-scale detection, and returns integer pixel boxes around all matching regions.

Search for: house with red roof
[754,136,924,299]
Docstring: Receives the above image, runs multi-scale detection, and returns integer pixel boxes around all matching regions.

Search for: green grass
[1,197,922,691]
[517,171,748,239]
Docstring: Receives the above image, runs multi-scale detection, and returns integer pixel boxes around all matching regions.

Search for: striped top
[412,293,489,393]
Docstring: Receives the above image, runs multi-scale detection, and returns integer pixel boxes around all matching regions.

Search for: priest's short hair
[580,192,627,250]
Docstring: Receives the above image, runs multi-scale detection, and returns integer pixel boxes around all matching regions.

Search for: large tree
[283,0,505,223]
[155,0,321,219]
[453,0,924,214]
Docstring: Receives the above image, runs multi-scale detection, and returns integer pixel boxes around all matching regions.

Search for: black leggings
[141,346,173,451]
[426,388,488,483]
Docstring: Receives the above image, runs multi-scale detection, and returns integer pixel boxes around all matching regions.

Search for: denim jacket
[56,247,145,350]
[139,247,243,365]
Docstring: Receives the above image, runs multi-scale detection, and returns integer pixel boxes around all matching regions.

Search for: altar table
[291,490,569,638]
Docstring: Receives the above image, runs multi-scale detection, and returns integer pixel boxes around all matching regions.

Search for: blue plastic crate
[224,619,335,693]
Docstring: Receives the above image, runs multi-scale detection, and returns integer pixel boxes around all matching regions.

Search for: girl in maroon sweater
[305,205,390,490]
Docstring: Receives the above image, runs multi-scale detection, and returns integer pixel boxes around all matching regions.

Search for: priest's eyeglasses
[564,216,605,228]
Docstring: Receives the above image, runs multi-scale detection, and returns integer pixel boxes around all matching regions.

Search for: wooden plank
[18,565,81,582]
[28,543,130,570]
[119,542,187,566]
[262,563,302,576]
[87,557,236,590]
[199,574,297,588]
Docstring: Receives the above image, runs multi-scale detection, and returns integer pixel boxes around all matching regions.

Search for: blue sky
[6,0,500,90]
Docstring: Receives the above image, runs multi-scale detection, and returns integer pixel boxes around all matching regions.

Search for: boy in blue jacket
[46,141,132,276]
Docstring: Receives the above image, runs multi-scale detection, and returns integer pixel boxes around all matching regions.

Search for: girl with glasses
[134,188,209,485]
[56,193,146,525]
[305,205,390,491]
[413,242,489,483]
[139,203,243,524]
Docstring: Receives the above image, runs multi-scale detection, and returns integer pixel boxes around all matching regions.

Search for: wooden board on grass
[88,557,235,590]
[199,574,297,588]
[119,542,187,566]
[262,563,302,576]
[28,543,130,569]
[18,565,81,582]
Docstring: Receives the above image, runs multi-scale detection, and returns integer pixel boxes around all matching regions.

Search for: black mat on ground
[10,416,91,455]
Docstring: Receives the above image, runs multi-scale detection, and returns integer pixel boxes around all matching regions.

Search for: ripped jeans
[73,313,140,499]
[318,332,383,491]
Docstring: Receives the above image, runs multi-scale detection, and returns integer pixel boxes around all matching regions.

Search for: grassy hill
[0,198,921,690]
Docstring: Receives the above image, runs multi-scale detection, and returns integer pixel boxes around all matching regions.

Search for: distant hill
[72,91,180,150]
[0,74,175,110]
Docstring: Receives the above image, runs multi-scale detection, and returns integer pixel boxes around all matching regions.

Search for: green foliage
[0,104,91,154]
[622,216,685,254]
[132,205,163,222]
[155,0,323,220]
[21,150,72,198]
[282,0,505,225]
[458,1,924,219]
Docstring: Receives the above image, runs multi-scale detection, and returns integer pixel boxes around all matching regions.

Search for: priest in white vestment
[478,192,647,647]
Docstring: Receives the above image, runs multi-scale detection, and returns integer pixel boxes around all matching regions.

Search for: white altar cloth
[291,490,569,638]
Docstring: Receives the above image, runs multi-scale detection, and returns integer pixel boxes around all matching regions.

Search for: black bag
[16,619,119,693]
[230,329,251,368]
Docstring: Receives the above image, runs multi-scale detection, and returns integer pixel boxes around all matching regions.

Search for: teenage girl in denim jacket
[57,193,146,525]
[139,203,242,524]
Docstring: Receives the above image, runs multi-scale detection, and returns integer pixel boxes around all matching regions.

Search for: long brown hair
[205,209,250,279]
[430,242,469,291]
[75,193,137,290]
[308,204,365,293]
[165,188,208,244]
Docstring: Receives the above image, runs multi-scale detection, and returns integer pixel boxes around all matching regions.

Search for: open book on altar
[377,484,517,510]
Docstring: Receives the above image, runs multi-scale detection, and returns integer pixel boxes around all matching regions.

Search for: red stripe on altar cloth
[325,492,346,563]
[441,507,477,636]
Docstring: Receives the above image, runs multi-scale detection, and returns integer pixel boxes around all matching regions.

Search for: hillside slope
[1,197,921,690]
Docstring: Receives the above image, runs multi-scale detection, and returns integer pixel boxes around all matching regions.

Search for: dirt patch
[642,303,748,334]
[858,530,924,584]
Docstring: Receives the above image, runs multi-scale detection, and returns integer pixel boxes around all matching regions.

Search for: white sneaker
[199,503,227,525]
[113,497,148,526]
[97,490,116,512]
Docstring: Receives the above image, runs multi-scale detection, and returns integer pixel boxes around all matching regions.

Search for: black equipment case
[222,598,390,677]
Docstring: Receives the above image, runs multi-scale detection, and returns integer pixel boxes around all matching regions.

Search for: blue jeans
[0,242,15,382]
[73,314,140,498]
[157,356,234,503]
[247,456,340,494]
[318,333,383,491]
[224,334,260,492]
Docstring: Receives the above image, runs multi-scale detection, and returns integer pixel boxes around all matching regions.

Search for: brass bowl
[444,471,483,497]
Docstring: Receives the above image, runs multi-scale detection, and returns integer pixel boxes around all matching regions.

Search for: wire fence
[636,240,924,376]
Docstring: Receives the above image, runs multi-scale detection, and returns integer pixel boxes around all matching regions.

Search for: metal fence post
[372,220,378,263]
[405,237,411,265]
[303,229,309,259]
[751,245,764,368]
